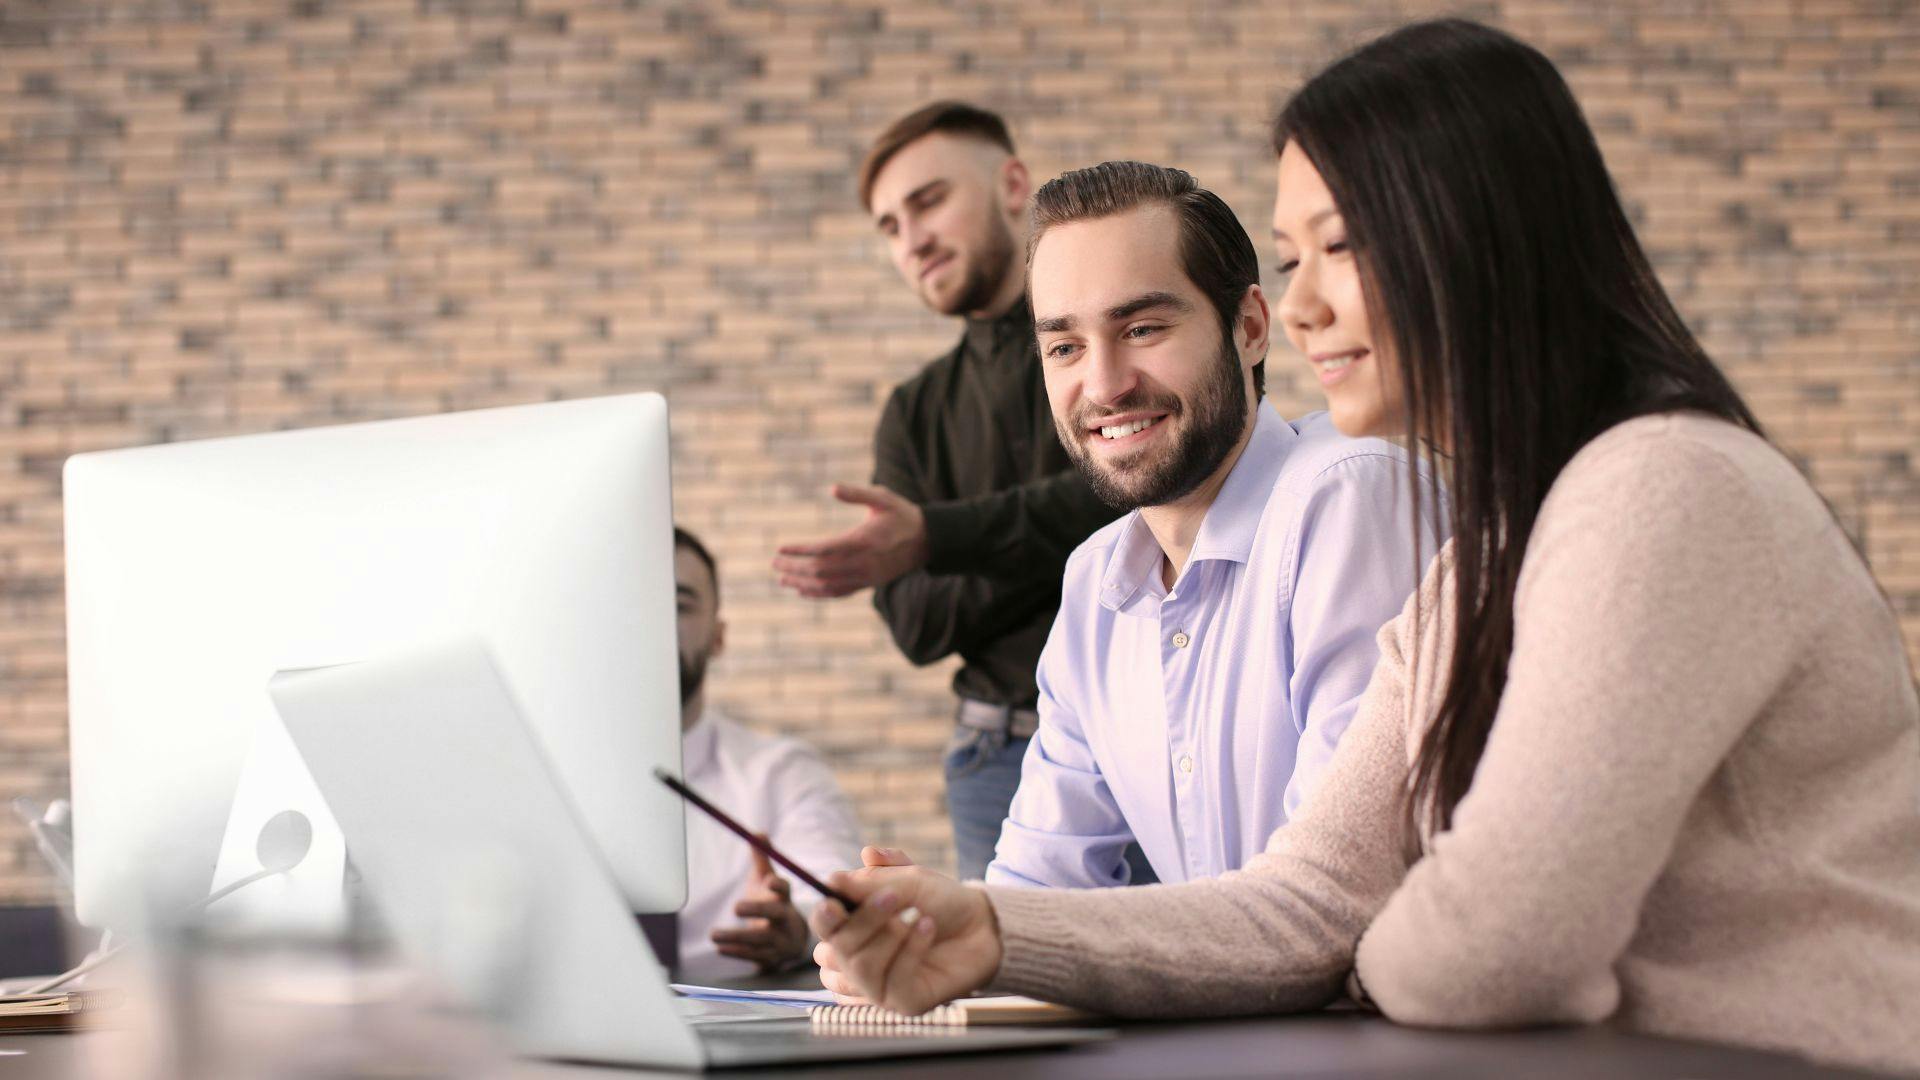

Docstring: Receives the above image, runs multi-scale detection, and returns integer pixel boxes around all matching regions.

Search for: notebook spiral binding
[810,1002,972,1029]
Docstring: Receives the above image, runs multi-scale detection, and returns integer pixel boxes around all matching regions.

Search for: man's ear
[1237,283,1273,370]
[1000,157,1032,217]
[711,618,728,662]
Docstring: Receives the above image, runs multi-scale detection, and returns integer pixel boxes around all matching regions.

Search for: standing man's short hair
[857,101,1017,211]
[1029,161,1267,398]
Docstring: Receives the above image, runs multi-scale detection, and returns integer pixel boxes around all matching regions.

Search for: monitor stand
[207,710,352,938]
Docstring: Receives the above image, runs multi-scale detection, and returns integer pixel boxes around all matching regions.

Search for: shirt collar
[962,294,1033,361]
[1096,405,1296,611]
[682,705,721,776]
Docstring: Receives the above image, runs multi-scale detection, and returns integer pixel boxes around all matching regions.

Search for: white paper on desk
[674,997,813,1026]
[671,984,839,1010]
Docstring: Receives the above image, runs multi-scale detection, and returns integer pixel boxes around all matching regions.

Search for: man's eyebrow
[1106,291,1191,322]
[1270,207,1341,240]
[891,179,946,214]
[875,179,947,229]
[675,584,699,600]
[1035,291,1192,336]
[906,178,947,202]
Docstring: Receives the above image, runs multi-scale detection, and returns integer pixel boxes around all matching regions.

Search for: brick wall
[1,0,1915,903]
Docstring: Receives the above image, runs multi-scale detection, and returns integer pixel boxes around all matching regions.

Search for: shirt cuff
[920,499,987,576]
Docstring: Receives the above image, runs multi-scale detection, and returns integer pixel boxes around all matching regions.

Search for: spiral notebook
[811,995,1097,1029]
[0,990,113,1033]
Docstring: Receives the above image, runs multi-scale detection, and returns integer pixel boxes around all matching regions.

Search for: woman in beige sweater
[808,18,1920,1074]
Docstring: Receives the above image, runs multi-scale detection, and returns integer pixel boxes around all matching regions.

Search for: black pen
[653,766,861,912]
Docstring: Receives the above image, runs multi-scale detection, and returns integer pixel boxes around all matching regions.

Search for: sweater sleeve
[980,565,1433,1018]
[1353,425,1801,1028]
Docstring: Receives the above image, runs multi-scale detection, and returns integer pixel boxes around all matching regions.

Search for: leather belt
[956,698,1040,739]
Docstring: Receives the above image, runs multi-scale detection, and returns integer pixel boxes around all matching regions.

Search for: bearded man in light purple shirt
[956,161,1445,889]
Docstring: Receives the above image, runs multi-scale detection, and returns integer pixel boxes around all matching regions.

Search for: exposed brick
[0,0,1914,900]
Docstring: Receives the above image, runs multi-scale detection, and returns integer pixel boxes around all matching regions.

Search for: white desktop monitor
[62,393,686,929]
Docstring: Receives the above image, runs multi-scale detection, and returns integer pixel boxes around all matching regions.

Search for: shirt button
[1172,630,1191,649]
[1179,754,1194,775]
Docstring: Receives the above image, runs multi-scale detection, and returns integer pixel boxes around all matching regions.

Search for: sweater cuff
[977,884,1086,1000]
[920,499,986,576]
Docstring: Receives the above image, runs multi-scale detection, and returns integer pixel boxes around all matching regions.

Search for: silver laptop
[268,638,1111,1070]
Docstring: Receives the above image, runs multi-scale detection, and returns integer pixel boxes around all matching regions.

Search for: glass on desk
[75,848,535,1080]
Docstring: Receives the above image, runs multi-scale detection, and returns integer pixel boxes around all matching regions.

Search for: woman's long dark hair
[1272,19,1765,839]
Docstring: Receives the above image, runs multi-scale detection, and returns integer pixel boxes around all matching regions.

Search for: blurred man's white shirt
[677,707,863,980]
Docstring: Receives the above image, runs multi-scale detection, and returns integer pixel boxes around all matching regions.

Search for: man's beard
[678,649,709,708]
[1057,330,1249,512]
[926,213,1016,316]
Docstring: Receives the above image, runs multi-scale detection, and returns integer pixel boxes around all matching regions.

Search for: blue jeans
[944,726,1030,882]
[943,725,1158,885]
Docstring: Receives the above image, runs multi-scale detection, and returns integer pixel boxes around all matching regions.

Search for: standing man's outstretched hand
[808,863,1001,1017]
[773,484,929,598]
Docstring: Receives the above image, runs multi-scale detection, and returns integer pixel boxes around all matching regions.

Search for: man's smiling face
[1031,204,1253,511]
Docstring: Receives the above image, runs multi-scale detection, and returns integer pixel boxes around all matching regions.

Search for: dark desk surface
[2,1011,1885,1079]
[748,1013,1891,1079]
[1,967,1886,1079]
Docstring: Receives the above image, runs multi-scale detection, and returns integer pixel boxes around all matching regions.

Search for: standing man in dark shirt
[772,102,1121,880]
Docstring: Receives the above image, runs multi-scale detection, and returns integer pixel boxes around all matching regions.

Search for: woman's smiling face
[1271,141,1401,439]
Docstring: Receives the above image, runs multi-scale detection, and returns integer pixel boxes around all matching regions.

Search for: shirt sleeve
[1282,452,1445,817]
[1353,431,1799,1028]
[919,469,1119,578]
[763,743,865,916]
[984,611,1138,889]
[982,571,1431,1016]
[868,387,1058,666]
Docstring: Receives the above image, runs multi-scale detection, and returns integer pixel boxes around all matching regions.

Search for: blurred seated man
[667,526,863,979]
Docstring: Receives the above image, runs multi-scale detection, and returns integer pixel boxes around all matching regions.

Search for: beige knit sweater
[984,413,1920,1074]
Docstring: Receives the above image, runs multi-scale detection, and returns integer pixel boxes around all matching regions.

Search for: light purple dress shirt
[985,407,1444,888]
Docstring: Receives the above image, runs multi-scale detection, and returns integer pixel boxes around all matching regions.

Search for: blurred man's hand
[710,845,810,972]
[773,484,929,598]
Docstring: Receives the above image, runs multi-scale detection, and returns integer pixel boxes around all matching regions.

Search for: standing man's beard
[1057,332,1250,512]
[678,649,710,708]
[928,212,1017,316]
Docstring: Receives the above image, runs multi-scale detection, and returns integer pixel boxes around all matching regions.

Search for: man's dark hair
[858,100,1017,211]
[1028,161,1266,398]
[673,525,719,599]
